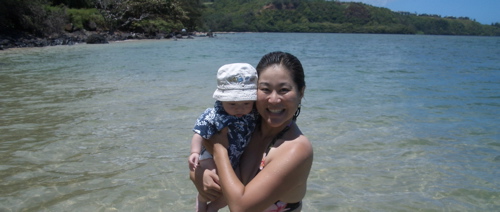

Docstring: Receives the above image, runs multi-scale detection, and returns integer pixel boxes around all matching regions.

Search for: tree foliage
[51,0,94,8]
[1,0,498,38]
[1,0,204,37]
[0,0,66,36]
[94,0,199,33]
[199,0,500,36]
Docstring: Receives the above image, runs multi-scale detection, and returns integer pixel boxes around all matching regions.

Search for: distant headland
[1,0,499,50]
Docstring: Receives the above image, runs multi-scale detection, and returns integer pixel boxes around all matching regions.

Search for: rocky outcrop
[0,33,85,49]
[86,34,108,44]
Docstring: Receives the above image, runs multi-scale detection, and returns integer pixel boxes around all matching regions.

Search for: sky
[339,0,500,25]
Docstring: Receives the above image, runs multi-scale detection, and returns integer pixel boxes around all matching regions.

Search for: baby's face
[221,101,254,117]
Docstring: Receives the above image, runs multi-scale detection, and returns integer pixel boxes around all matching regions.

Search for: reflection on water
[1,34,499,211]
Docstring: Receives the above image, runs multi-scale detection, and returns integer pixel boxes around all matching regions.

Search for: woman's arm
[210,130,313,212]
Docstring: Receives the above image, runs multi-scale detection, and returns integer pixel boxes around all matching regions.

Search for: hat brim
[213,89,257,101]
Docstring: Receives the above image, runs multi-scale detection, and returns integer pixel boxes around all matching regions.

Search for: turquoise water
[1,33,499,211]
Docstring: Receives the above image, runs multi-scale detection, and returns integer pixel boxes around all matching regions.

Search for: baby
[189,63,258,212]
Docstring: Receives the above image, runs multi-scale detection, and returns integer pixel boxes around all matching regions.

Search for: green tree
[178,0,203,31]
[344,2,371,25]
[50,0,94,8]
[95,0,191,34]
[0,0,66,36]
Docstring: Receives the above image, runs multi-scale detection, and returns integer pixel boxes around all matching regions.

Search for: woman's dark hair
[256,51,306,92]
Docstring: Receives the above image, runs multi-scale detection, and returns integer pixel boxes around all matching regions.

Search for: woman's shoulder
[285,125,312,151]
[284,134,313,159]
[271,129,313,164]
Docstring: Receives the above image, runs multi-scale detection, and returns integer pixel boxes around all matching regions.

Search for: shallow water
[1,33,499,211]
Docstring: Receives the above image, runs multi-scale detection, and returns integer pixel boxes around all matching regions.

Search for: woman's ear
[300,86,305,99]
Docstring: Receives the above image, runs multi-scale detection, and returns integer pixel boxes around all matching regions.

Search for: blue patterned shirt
[193,101,257,168]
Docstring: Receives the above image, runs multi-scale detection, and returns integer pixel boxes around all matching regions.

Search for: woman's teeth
[269,109,283,114]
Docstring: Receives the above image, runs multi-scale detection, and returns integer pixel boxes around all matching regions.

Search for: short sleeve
[193,108,218,139]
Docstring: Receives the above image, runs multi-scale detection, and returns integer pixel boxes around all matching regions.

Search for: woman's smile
[268,108,285,114]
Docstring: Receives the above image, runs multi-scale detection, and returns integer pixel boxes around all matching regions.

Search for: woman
[190,51,313,211]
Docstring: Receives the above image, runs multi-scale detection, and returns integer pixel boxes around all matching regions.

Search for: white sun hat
[213,63,258,101]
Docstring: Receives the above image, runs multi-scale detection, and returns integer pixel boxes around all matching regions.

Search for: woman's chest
[239,135,270,182]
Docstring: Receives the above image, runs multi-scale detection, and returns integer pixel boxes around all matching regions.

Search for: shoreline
[0,30,213,51]
[0,37,208,52]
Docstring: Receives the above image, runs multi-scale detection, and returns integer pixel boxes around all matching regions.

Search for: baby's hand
[188,152,200,171]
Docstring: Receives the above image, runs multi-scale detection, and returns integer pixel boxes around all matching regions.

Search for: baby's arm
[189,134,204,170]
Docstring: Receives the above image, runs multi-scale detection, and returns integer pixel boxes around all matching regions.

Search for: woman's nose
[268,91,281,103]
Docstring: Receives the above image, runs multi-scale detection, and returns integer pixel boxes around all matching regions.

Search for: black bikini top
[265,121,293,155]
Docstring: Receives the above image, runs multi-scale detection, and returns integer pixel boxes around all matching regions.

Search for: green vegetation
[200,0,500,36]
[1,0,499,40]
[0,0,64,37]
[95,0,198,33]
[66,8,105,30]
[0,0,202,38]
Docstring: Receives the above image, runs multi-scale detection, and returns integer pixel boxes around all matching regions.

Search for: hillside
[199,0,500,36]
[1,0,499,49]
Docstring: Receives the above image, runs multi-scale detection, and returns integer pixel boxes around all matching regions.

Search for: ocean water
[0,33,499,211]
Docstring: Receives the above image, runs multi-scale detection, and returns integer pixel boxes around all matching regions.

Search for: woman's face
[256,64,303,128]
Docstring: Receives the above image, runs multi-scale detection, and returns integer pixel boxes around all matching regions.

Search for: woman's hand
[202,168,221,200]
[190,158,222,201]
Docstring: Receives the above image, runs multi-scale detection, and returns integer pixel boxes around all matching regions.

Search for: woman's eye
[260,88,270,93]
[280,88,290,93]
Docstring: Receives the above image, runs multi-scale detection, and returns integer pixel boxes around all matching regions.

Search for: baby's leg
[197,193,208,212]
[206,197,227,212]
[198,158,217,211]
